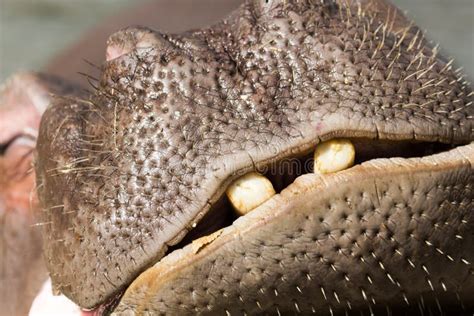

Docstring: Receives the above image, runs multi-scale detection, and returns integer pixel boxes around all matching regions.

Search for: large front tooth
[226,172,276,215]
[314,139,355,174]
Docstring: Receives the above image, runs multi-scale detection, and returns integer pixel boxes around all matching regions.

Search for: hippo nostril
[105,26,170,62]
[106,44,132,62]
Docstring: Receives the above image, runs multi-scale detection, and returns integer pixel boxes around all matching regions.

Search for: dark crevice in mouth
[265,153,314,192]
[351,139,455,163]
[163,138,457,257]
[169,195,238,252]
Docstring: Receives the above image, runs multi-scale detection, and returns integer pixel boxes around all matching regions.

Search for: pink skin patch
[81,309,101,316]
[105,44,131,61]
[105,28,163,62]
[0,73,58,315]
[0,74,45,146]
[0,73,44,217]
[1,139,36,216]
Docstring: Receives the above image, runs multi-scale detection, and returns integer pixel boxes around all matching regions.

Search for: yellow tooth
[226,172,276,215]
[314,139,355,174]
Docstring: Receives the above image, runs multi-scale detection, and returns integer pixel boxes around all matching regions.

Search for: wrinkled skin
[2,0,473,315]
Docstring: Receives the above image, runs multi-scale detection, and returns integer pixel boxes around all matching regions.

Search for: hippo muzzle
[34,0,473,314]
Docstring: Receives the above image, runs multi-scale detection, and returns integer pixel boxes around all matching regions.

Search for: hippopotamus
[1,0,473,315]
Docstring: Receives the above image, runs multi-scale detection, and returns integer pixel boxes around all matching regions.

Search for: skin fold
[0,0,472,315]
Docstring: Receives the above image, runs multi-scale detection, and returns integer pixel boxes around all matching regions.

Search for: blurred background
[0,0,473,83]
[0,0,140,82]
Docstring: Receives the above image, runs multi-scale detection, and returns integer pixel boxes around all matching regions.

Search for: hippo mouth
[79,138,472,315]
[34,0,473,314]
[33,136,471,315]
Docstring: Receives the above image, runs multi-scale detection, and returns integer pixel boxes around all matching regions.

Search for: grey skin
[33,0,473,314]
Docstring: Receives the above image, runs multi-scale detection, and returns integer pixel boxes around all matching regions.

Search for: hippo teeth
[42,138,462,315]
[227,139,356,216]
[314,139,355,174]
[176,139,456,250]
[113,141,474,315]
[226,172,276,215]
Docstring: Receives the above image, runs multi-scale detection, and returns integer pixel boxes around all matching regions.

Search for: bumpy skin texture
[115,144,474,315]
[35,0,474,311]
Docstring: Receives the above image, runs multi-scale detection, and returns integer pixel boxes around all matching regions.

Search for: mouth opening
[91,137,460,315]
[168,138,455,254]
